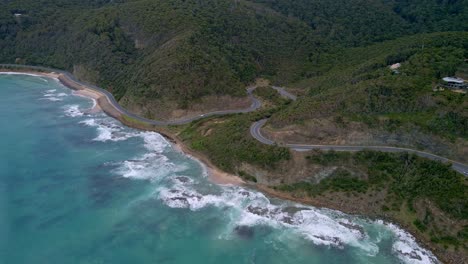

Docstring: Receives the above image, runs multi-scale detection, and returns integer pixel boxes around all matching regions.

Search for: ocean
[0,73,438,264]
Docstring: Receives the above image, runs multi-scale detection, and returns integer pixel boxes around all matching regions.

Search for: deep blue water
[0,73,438,264]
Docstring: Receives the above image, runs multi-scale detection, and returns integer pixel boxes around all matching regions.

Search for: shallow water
[0,73,438,264]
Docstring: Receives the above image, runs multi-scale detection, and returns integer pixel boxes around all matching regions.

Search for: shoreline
[256,185,467,264]
[0,69,456,263]
[0,69,245,186]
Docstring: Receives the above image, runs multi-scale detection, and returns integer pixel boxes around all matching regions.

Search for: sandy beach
[172,141,245,185]
[72,89,102,113]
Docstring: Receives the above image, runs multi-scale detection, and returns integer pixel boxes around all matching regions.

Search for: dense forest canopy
[1,0,467,107]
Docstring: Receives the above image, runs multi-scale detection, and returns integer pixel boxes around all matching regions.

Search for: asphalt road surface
[250,119,468,176]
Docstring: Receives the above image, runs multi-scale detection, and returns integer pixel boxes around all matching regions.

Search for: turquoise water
[0,73,438,264]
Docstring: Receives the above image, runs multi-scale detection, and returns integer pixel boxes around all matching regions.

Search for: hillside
[1,0,316,118]
[1,0,467,119]
[265,32,468,162]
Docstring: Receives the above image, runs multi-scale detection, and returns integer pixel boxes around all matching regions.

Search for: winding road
[0,64,261,126]
[2,64,467,175]
[251,119,468,176]
[249,86,468,175]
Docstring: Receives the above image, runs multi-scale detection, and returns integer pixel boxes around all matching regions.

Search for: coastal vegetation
[275,150,468,252]
[179,96,290,175]
[270,32,468,141]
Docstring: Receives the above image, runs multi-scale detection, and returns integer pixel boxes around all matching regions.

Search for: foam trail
[39,97,62,102]
[380,221,439,264]
[156,178,438,264]
[0,72,44,77]
[64,105,84,117]
[0,72,59,81]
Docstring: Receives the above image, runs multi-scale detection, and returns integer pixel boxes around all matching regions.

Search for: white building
[442,77,467,89]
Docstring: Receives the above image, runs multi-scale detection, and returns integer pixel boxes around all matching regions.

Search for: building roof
[443,77,465,84]
[389,63,401,70]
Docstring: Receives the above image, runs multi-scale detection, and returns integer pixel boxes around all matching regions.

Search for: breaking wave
[383,221,439,264]
[112,131,188,181]
[40,88,69,102]
[64,105,84,117]
[80,117,137,141]
[156,179,438,263]
[78,114,188,182]
[40,97,62,102]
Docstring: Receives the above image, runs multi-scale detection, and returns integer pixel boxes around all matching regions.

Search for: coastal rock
[313,235,344,249]
[174,176,192,184]
[234,225,255,239]
[338,221,366,239]
[396,249,423,261]
[247,205,269,216]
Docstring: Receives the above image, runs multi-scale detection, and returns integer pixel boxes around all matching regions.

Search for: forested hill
[0,0,467,115]
[254,0,468,46]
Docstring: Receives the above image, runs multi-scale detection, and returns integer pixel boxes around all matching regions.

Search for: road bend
[251,119,468,176]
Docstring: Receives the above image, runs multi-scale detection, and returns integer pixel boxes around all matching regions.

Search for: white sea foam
[43,89,67,97]
[40,88,68,102]
[80,118,170,143]
[155,175,438,264]
[64,105,84,117]
[157,181,374,250]
[379,221,439,264]
[90,98,97,109]
[140,132,170,153]
[0,72,59,82]
[39,97,62,102]
[80,118,137,141]
[79,116,183,181]
[113,133,186,180]
[114,153,187,180]
[0,72,44,77]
